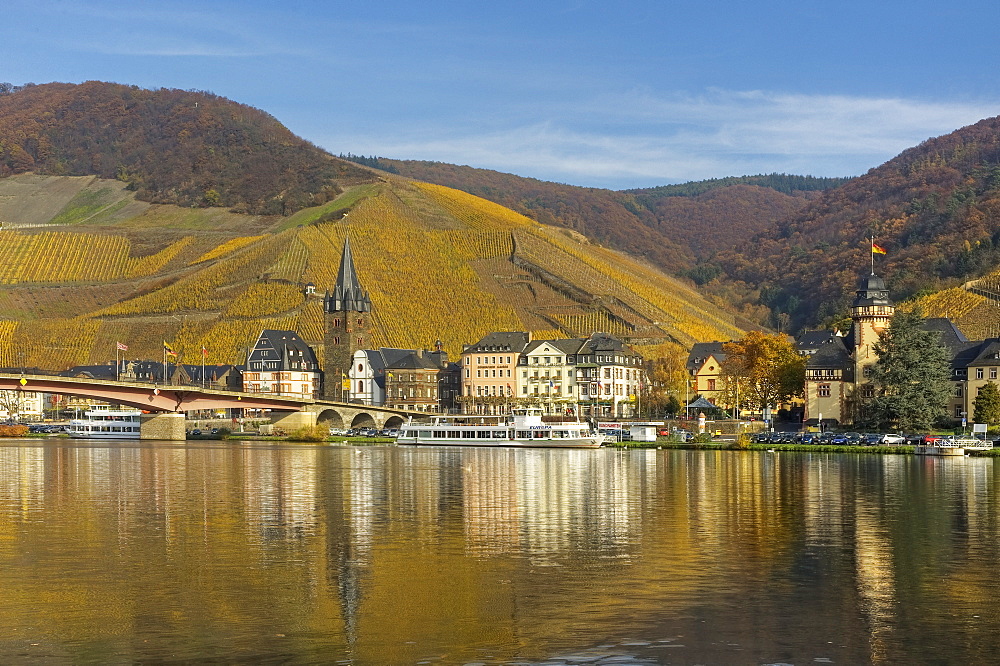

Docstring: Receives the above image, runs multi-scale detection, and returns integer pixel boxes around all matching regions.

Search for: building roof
[965,338,1000,367]
[325,237,371,313]
[797,330,840,353]
[851,272,893,308]
[921,317,970,354]
[248,330,319,370]
[580,331,632,354]
[686,341,727,371]
[465,331,531,353]
[805,337,852,370]
[524,338,584,355]
[687,396,718,410]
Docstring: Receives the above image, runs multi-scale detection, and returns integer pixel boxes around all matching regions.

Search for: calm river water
[1,441,999,664]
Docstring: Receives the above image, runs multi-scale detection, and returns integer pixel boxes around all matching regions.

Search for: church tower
[851,272,894,387]
[324,237,371,400]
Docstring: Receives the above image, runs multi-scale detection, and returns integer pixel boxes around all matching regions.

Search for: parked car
[880,433,906,445]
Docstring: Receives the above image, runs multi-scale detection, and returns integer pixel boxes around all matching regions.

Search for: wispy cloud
[324,89,1000,188]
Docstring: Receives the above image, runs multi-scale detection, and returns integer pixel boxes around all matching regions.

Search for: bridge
[0,373,418,440]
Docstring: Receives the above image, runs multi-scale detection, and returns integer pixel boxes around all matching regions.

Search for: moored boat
[396,407,604,448]
[66,404,142,439]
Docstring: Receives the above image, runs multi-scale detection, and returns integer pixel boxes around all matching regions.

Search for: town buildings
[462,331,646,418]
[799,271,1000,427]
[349,344,458,413]
[242,329,321,398]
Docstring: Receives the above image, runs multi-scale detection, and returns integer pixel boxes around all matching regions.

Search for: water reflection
[0,442,999,664]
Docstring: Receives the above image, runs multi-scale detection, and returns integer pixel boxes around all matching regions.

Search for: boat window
[431,431,444,438]
[462,431,476,439]
[478,431,492,438]
[447,431,461,438]
[533,431,545,438]
[493,431,507,438]
[516,431,530,438]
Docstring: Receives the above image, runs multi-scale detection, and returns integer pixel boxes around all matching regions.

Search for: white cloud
[321,89,1000,188]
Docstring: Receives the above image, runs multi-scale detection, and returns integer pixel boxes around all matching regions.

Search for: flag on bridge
[163,341,178,357]
[116,342,128,351]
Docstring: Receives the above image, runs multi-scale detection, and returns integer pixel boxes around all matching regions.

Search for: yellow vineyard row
[189,235,266,265]
[0,231,193,284]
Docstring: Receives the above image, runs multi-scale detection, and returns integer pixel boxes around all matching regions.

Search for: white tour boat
[396,407,605,448]
[66,404,142,439]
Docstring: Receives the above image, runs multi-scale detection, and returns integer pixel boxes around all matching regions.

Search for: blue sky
[6,0,1000,189]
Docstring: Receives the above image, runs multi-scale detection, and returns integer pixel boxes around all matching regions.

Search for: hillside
[719,115,1000,330]
[0,173,746,371]
[0,82,375,215]
[378,160,842,272]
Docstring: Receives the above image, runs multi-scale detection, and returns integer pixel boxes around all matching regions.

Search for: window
[955,385,964,397]
[357,363,363,372]
[707,379,717,391]
[977,368,984,379]
[992,368,998,379]
[818,384,831,398]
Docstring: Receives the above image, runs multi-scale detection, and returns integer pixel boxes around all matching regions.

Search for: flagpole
[871,236,874,275]
[116,345,120,382]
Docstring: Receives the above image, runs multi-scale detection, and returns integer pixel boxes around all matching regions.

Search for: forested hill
[0,81,375,215]
[368,158,844,271]
[719,114,1000,330]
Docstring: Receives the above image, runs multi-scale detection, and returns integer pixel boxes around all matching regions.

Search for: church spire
[325,237,371,313]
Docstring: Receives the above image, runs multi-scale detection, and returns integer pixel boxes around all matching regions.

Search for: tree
[721,331,805,412]
[973,380,1000,427]
[639,344,688,417]
[867,307,953,431]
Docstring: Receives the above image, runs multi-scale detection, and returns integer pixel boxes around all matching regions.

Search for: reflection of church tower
[851,272,894,384]
[324,237,371,400]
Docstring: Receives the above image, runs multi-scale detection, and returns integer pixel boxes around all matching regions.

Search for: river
[0,440,998,664]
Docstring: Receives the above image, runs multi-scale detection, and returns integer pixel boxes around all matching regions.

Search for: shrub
[286,425,327,442]
[0,424,29,437]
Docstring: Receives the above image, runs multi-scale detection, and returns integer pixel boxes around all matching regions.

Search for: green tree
[721,331,805,412]
[973,380,1000,426]
[867,307,953,431]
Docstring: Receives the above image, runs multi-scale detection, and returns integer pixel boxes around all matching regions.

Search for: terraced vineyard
[907,285,1000,340]
[0,174,746,369]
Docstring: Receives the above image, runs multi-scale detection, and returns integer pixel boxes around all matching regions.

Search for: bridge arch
[350,412,377,429]
[383,415,405,429]
[315,408,346,429]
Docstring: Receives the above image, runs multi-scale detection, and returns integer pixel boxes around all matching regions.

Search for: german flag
[163,341,178,357]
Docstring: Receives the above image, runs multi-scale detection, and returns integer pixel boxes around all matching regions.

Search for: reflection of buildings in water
[802,456,846,549]
[853,495,896,664]
[459,449,643,561]
[0,446,47,518]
